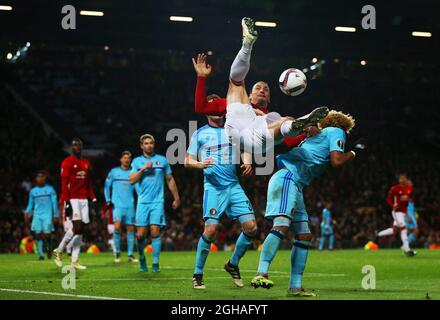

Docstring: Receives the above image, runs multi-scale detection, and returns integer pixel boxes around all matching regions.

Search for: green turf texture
[0,249,439,300]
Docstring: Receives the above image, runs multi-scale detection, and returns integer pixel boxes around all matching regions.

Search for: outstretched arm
[329,151,355,168]
[184,153,214,170]
[193,53,227,115]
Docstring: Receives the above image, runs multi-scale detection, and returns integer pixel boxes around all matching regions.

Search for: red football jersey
[60,155,96,202]
[386,184,413,213]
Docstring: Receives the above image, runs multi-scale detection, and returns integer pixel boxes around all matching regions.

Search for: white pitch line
[161,266,346,277]
[0,288,133,300]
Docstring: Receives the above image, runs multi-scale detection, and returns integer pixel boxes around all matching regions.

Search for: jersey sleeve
[130,159,139,174]
[50,186,59,218]
[187,131,199,157]
[164,157,172,175]
[386,186,396,208]
[328,128,346,152]
[24,189,34,215]
[86,161,96,201]
[195,76,227,115]
[60,159,71,203]
[282,134,307,150]
[104,169,113,203]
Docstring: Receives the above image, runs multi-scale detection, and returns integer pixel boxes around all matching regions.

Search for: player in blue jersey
[24,171,59,260]
[319,202,335,250]
[185,110,256,289]
[405,179,418,245]
[105,151,138,263]
[251,110,360,297]
[130,134,181,273]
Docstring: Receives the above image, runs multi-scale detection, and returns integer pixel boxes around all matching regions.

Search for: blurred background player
[185,113,255,289]
[130,134,180,272]
[319,202,335,250]
[53,138,97,269]
[378,173,416,256]
[224,17,329,154]
[405,179,418,245]
[23,170,58,260]
[104,151,138,263]
[251,111,358,297]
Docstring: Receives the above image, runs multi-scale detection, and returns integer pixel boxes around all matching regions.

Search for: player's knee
[242,220,257,237]
[274,225,289,234]
[203,224,218,241]
[150,227,161,238]
[295,233,313,242]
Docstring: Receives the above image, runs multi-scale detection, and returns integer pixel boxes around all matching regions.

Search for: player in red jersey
[378,173,416,256]
[192,53,316,153]
[199,18,328,155]
[53,138,97,269]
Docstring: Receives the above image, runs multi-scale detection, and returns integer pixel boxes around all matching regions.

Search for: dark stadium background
[1,0,439,253]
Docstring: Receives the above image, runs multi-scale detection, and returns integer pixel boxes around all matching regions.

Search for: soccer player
[185,113,256,289]
[24,170,58,260]
[318,203,335,250]
[405,179,418,245]
[251,111,358,297]
[130,134,181,273]
[192,53,310,152]
[104,151,138,263]
[101,201,116,256]
[223,17,329,154]
[378,173,416,256]
[53,138,97,269]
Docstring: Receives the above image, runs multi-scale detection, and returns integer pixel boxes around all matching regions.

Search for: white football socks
[57,229,73,252]
[377,228,394,237]
[400,228,410,252]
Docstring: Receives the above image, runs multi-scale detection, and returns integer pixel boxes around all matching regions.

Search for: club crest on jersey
[155,161,160,165]
[337,139,344,149]
[209,208,217,215]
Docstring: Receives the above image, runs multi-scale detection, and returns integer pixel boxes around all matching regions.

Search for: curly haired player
[251,111,361,297]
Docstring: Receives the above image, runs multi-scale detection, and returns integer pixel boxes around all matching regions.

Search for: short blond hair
[139,134,155,144]
[319,110,355,134]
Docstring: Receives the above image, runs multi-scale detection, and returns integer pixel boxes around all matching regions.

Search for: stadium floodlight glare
[80,10,104,17]
[255,21,277,28]
[411,31,432,38]
[360,60,367,66]
[335,26,356,32]
[0,5,12,10]
[169,16,193,22]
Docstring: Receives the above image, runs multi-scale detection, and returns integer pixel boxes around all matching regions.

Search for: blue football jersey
[187,125,239,188]
[277,127,346,188]
[24,184,58,218]
[130,154,171,204]
[104,167,135,208]
[322,208,332,225]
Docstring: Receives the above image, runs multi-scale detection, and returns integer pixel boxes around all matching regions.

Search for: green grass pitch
[0,249,439,300]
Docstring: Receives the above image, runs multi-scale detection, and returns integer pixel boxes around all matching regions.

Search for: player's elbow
[330,157,344,168]
[184,155,191,168]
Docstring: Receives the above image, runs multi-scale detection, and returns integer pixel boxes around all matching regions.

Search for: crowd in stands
[1,46,439,254]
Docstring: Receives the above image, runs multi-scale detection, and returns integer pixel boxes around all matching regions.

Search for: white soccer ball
[278,68,307,96]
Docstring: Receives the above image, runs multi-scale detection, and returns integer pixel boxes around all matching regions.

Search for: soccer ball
[279,68,307,96]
